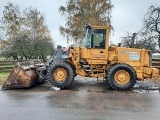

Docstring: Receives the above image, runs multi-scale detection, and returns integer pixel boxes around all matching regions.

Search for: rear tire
[106,63,136,91]
[48,60,74,88]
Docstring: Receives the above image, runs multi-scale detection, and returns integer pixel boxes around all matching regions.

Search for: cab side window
[92,29,106,49]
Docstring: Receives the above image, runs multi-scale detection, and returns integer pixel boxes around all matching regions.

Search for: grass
[0,57,14,62]
[0,72,10,85]
[0,57,11,84]
[0,57,6,61]
[0,64,14,67]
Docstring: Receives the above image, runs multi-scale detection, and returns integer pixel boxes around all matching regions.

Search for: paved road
[0,77,160,120]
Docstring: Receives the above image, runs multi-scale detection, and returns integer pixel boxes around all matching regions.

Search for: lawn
[0,57,6,61]
[0,57,14,85]
[0,57,14,61]
[0,72,9,85]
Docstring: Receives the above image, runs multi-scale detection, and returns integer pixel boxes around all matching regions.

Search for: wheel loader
[2,25,160,90]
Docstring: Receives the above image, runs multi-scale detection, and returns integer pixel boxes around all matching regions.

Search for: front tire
[106,63,136,91]
[48,60,74,88]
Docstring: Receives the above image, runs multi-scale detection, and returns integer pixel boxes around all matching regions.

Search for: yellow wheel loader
[2,25,160,90]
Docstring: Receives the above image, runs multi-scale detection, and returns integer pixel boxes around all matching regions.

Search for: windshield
[83,28,91,48]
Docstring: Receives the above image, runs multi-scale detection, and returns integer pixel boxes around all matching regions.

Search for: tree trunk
[25,56,28,59]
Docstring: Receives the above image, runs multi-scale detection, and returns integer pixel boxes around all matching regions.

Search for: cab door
[90,28,108,59]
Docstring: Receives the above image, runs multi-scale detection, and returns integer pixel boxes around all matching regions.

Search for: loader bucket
[1,65,38,90]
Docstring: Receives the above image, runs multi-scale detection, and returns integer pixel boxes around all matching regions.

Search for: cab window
[91,29,106,49]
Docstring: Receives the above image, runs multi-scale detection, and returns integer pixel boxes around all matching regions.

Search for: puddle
[133,89,160,93]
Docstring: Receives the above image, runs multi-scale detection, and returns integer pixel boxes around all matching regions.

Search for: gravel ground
[134,78,160,90]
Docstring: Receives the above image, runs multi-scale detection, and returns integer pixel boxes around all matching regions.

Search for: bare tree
[144,5,160,48]
[121,31,157,52]
[121,32,136,48]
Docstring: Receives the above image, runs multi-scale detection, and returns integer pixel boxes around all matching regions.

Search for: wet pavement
[0,76,160,120]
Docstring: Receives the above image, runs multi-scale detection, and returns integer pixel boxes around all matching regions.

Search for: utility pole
[131,33,137,48]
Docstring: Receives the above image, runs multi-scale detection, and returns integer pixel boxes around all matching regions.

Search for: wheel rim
[53,68,67,82]
[114,70,130,85]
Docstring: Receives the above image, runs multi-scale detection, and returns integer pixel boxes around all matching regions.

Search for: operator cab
[84,25,106,49]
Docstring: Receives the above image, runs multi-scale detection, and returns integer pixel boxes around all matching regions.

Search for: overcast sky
[0,0,160,47]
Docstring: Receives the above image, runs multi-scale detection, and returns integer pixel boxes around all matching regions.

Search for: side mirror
[118,43,122,47]
[86,25,91,30]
